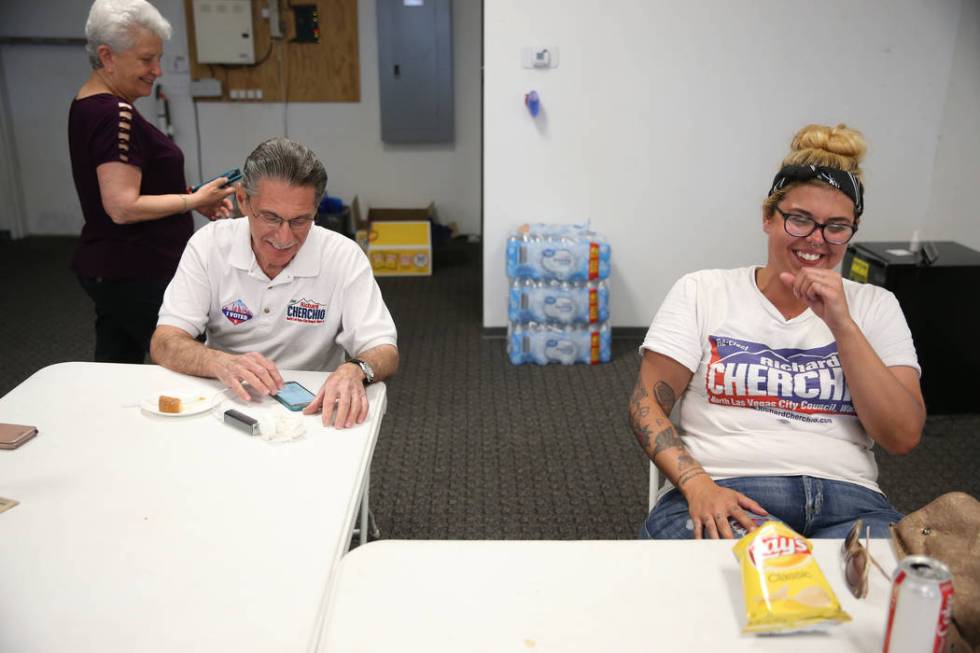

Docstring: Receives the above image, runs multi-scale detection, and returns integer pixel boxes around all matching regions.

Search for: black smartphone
[191,168,242,193]
[273,381,316,411]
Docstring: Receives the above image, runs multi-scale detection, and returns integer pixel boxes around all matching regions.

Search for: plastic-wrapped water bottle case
[506,224,611,282]
[509,279,609,324]
[506,223,612,365]
[508,322,612,365]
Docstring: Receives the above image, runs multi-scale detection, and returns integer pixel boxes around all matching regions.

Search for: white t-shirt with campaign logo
[641,266,919,494]
[158,218,397,372]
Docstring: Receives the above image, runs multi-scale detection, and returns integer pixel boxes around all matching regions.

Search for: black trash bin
[843,240,980,414]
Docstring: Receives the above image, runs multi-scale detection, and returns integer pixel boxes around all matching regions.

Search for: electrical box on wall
[192,0,256,64]
[377,0,454,143]
[291,5,321,43]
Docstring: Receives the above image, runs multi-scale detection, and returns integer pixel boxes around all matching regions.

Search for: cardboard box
[351,197,434,277]
[367,221,432,276]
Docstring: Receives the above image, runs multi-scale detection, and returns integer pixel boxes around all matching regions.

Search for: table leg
[360,469,370,546]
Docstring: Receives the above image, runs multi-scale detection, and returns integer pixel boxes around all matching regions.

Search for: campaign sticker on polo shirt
[221,299,254,325]
[706,335,855,421]
[286,298,326,324]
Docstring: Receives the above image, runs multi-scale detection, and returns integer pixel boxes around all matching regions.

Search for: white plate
[140,389,218,417]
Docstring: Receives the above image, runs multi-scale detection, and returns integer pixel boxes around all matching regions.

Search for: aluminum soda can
[882,555,954,653]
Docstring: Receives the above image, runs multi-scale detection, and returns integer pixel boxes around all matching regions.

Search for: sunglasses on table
[841,518,892,599]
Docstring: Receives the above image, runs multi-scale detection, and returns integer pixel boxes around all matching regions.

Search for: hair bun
[791,123,866,164]
[766,122,869,215]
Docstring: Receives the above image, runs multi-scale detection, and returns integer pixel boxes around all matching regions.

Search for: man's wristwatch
[347,358,375,385]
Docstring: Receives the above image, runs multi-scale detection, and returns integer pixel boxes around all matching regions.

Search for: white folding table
[318,538,899,653]
[0,362,387,653]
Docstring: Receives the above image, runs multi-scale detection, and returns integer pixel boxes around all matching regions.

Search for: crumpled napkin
[257,411,306,443]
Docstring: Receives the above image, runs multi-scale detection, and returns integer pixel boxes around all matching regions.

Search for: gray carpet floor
[1,235,977,540]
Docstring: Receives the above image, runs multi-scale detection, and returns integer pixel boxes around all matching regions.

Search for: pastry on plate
[158,395,182,414]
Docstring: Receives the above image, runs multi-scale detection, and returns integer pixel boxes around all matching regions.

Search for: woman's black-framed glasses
[775,207,858,245]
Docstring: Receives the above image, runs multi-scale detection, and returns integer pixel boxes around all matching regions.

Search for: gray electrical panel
[377,0,454,143]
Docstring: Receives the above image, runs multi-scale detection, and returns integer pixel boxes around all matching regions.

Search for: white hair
[85,0,172,69]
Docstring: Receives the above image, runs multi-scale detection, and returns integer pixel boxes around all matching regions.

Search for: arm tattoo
[630,382,648,405]
[631,422,652,450]
[651,426,684,457]
[676,468,707,488]
[676,453,697,472]
[629,380,653,446]
[654,381,676,416]
[630,377,703,487]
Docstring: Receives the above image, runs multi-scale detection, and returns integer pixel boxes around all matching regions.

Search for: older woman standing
[631,123,925,540]
[70,0,234,363]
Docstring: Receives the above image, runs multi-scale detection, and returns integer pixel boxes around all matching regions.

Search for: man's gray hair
[85,0,173,69]
[242,138,328,206]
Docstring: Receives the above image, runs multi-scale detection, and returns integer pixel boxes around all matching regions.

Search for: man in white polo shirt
[150,138,398,428]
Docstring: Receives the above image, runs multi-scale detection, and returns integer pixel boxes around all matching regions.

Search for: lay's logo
[748,535,810,566]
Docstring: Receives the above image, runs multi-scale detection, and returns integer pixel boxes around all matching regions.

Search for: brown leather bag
[891,492,980,653]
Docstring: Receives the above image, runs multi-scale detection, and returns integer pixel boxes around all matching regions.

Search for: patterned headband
[769,164,864,216]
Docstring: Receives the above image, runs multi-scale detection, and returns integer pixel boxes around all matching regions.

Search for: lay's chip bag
[732,520,851,634]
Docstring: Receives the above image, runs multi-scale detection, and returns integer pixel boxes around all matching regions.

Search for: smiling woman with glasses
[69,0,235,365]
[631,123,925,542]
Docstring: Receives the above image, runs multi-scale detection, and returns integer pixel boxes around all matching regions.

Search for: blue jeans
[640,476,903,540]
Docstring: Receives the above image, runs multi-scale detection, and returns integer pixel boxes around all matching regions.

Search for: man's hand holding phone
[210,351,284,401]
[303,365,369,429]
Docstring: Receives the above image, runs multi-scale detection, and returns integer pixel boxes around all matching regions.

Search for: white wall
[483,0,978,328]
[927,0,980,252]
[0,0,92,235]
[0,0,482,236]
[0,1,146,236]
[0,51,28,239]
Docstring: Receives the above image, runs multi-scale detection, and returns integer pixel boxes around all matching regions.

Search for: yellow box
[848,256,870,283]
[368,220,432,277]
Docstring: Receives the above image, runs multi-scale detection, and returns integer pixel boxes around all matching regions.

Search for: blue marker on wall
[525,90,541,117]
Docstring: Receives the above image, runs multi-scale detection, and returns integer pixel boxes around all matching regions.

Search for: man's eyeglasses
[841,519,891,598]
[775,207,858,245]
[256,213,315,232]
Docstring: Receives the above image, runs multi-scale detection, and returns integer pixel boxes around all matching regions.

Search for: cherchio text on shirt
[706,336,855,416]
[286,298,327,324]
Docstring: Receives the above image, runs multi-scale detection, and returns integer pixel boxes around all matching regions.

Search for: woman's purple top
[68,93,193,281]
